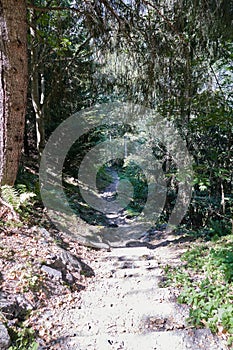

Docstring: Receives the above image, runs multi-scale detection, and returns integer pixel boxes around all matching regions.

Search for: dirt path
[38,233,227,350]
[35,170,228,349]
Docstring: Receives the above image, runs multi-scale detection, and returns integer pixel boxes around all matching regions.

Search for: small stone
[41,265,62,280]
[60,250,82,272]
[64,272,75,284]
[38,227,51,238]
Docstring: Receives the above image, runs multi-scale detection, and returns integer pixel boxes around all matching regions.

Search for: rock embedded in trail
[0,292,33,320]
[40,249,95,285]
[60,250,83,272]
[41,265,63,281]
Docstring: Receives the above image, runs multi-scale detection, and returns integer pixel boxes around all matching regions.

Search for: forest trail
[35,169,228,349]
[40,235,227,350]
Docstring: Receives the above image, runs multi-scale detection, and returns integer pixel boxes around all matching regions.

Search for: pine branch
[141,0,188,47]
[27,4,82,14]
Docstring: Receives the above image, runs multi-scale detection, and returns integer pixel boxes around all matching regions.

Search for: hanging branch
[27,4,83,14]
[141,0,188,47]
[100,0,122,24]
[29,0,54,20]
[27,0,226,99]
[142,0,226,99]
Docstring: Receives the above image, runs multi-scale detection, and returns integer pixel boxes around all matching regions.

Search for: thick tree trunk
[0,0,28,186]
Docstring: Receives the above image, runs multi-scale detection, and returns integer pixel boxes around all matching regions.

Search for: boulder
[41,249,95,285]
[0,322,10,349]
[0,293,33,321]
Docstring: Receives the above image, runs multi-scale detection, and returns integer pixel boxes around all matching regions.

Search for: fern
[0,185,36,214]
[16,184,37,206]
[1,185,21,210]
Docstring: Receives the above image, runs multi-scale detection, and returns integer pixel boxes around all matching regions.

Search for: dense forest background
[10,0,232,237]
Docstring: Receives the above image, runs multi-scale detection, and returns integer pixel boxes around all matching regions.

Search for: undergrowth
[161,233,233,347]
[0,184,37,221]
[8,325,39,350]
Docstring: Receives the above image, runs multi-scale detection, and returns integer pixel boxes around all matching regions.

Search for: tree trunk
[0,0,28,186]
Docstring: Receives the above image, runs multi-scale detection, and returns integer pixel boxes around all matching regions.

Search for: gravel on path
[37,236,227,350]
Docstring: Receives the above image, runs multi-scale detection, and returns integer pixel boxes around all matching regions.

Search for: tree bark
[0,0,28,186]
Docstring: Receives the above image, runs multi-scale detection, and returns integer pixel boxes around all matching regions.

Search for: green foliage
[209,247,233,282]
[24,0,233,233]
[209,219,232,238]
[187,218,232,241]
[8,326,38,350]
[16,167,40,198]
[161,265,191,288]
[1,185,37,219]
[1,186,21,211]
[118,161,148,215]
[162,235,233,337]
[96,165,115,192]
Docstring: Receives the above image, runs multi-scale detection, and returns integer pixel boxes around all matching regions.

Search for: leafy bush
[187,218,232,241]
[162,235,233,340]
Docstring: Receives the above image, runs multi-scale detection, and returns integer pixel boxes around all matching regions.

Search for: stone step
[101,247,154,259]
[97,255,160,266]
[94,255,162,272]
[37,245,228,350]
[78,278,169,298]
[49,301,189,337]
[62,329,226,350]
[98,246,184,266]
[78,288,179,311]
[105,266,162,279]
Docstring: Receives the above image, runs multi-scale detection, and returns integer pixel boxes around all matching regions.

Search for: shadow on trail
[126,234,195,250]
[61,165,196,250]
